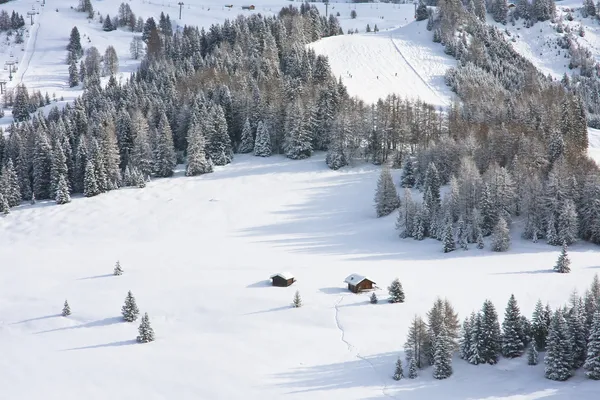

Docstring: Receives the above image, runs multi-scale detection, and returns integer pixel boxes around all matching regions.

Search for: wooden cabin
[242,5,255,10]
[344,274,375,293]
[270,272,295,287]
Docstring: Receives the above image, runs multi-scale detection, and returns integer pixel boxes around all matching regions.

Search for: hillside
[1,154,600,399]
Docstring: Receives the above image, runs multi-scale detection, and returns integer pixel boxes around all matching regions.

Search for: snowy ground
[1,153,599,399]
[589,127,600,165]
[310,18,456,107]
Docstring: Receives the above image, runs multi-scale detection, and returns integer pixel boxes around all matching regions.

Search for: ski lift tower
[5,60,17,81]
[27,10,36,25]
[324,0,329,18]
[0,80,6,94]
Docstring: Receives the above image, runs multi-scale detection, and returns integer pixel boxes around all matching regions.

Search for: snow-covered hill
[1,153,599,399]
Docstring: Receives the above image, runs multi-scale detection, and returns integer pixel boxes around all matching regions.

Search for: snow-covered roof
[270,272,294,280]
[344,274,374,285]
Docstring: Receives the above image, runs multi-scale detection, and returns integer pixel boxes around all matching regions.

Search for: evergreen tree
[491,216,510,252]
[433,322,453,379]
[55,174,71,205]
[544,310,573,381]
[474,0,487,20]
[0,159,21,207]
[493,0,509,23]
[292,290,302,308]
[554,243,571,273]
[457,216,468,250]
[567,298,587,368]
[416,1,429,21]
[254,121,271,157]
[531,299,549,350]
[83,159,100,197]
[400,157,416,187]
[121,290,140,322]
[558,199,578,245]
[284,100,312,160]
[136,312,155,343]
[68,59,79,87]
[408,356,418,379]
[468,312,485,365]
[423,162,441,211]
[114,261,123,276]
[370,292,378,304]
[393,358,404,380]
[62,300,71,316]
[459,315,472,360]
[476,231,484,249]
[206,106,233,166]
[375,168,400,217]
[103,14,114,31]
[443,218,455,253]
[130,110,153,177]
[388,278,405,303]
[528,342,539,365]
[425,298,460,365]
[185,113,213,176]
[502,294,525,358]
[584,310,600,379]
[238,118,254,154]
[154,112,177,177]
[0,193,10,214]
[67,27,83,59]
[481,299,502,365]
[404,315,428,368]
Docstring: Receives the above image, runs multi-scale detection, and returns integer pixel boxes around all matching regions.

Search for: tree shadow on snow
[77,274,114,280]
[243,306,291,315]
[246,280,272,288]
[11,314,62,324]
[34,316,123,334]
[491,269,555,275]
[63,339,138,351]
[319,287,348,295]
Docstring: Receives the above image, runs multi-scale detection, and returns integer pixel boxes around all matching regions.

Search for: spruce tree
[62,300,71,316]
[185,113,213,176]
[388,278,405,303]
[531,299,549,350]
[443,218,455,253]
[370,292,378,304]
[459,315,472,360]
[568,300,587,369]
[584,310,600,379]
[468,312,485,365]
[253,121,271,157]
[0,192,10,215]
[121,290,140,322]
[415,1,429,21]
[114,261,123,276]
[0,159,21,207]
[457,216,468,250]
[374,168,400,217]
[476,231,484,249]
[544,310,573,381]
[433,322,453,379]
[528,342,538,365]
[83,160,100,197]
[554,242,571,273]
[558,199,578,245]
[400,157,416,187]
[136,312,155,343]
[206,106,233,166]
[408,356,418,379]
[55,174,71,205]
[502,294,525,358]
[393,358,404,380]
[154,113,177,177]
[67,26,83,59]
[69,59,79,87]
[238,118,254,154]
[491,216,510,252]
[481,299,502,365]
[292,290,302,308]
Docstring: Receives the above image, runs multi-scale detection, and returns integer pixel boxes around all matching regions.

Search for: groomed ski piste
[0,1,600,399]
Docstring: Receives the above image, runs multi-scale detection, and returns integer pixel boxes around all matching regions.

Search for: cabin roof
[344,274,374,285]
[270,272,294,280]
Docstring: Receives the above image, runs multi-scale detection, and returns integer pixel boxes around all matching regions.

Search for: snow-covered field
[1,153,599,399]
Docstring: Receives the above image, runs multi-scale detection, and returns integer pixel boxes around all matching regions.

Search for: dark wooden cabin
[270,272,295,287]
[344,274,375,293]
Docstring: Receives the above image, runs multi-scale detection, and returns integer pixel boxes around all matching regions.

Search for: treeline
[0,10,25,31]
[398,274,600,381]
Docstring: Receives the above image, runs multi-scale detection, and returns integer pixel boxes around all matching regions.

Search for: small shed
[242,5,255,10]
[344,274,375,293]
[270,272,295,287]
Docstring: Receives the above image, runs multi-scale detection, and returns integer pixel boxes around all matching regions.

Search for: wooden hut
[344,274,375,293]
[270,272,295,287]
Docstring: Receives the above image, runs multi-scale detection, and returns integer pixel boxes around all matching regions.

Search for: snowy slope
[589,127,600,165]
[1,154,599,399]
[310,19,456,107]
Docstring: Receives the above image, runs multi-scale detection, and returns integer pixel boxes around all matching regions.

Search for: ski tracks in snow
[333,295,398,400]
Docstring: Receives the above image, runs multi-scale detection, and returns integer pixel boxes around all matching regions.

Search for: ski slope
[310,19,456,107]
[1,153,599,399]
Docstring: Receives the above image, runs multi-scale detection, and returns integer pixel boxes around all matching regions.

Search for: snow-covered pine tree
[544,310,573,381]
[546,213,559,246]
[0,159,21,207]
[413,207,425,240]
[254,121,272,157]
[121,290,140,322]
[468,312,485,365]
[528,342,539,365]
[531,299,549,350]
[584,310,600,379]
[284,100,312,160]
[67,26,83,59]
[481,299,502,365]
[185,112,213,176]
[400,157,416,188]
[433,322,453,379]
[388,278,405,303]
[459,315,472,360]
[130,110,154,177]
[396,188,415,238]
[114,261,123,276]
[68,59,79,87]
[424,298,460,365]
[153,112,177,177]
[292,290,302,308]
[457,216,468,250]
[375,168,400,217]
[476,231,484,249]
[443,217,455,253]
[238,118,254,154]
[393,358,404,380]
[423,162,441,212]
[0,193,9,215]
[491,216,510,252]
[370,292,378,304]
[206,105,233,166]
[554,242,571,273]
[408,356,418,378]
[558,199,578,245]
[136,312,155,343]
[55,174,71,205]
[501,294,525,358]
[62,300,71,316]
[404,315,428,368]
[83,159,100,197]
[567,296,587,368]
[415,1,429,21]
